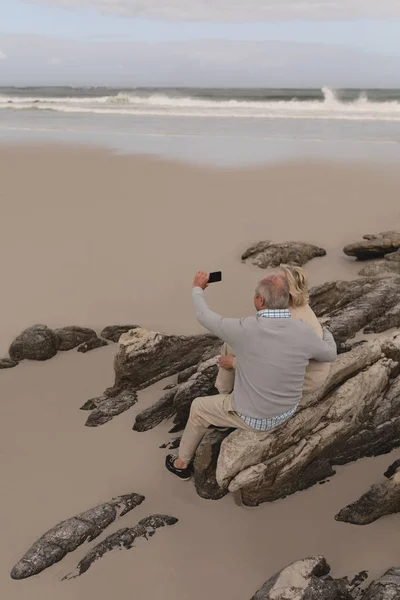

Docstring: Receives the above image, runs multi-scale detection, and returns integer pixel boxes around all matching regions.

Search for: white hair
[255,274,290,309]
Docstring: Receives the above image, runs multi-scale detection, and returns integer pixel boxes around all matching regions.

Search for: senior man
[165,271,336,480]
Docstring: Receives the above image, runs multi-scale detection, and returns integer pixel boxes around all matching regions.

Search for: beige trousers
[178,393,254,464]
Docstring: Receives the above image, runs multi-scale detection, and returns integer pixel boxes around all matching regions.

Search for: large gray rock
[55,326,97,351]
[309,277,400,342]
[69,515,178,578]
[242,240,326,269]
[9,324,59,361]
[100,325,139,343]
[335,464,400,525]
[10,493,144,579]
[133,356,220,432]
[113,328,221,390]
[250,556,352,600]
[215,334,400,506]
[193,429,231,500]
[363,569,400,600]
[343,230,400,259]
[359,249,400,277]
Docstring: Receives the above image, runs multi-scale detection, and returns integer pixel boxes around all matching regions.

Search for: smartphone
[208,271,222,283]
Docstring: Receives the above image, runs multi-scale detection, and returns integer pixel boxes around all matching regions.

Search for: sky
[0,0,400,87]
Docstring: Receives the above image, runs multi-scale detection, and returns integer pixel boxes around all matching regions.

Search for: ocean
[1,86,400,165]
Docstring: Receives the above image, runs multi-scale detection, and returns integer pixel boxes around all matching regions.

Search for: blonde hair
[280,264,309,308]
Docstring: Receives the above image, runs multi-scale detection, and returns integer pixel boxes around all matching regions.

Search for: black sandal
[165,454,192,481]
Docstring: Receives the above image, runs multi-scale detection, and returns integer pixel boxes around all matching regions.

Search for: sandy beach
[1,144,400,599]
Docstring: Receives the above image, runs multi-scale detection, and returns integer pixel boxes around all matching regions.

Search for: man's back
[231,316,329,418]
[192,287,337,419]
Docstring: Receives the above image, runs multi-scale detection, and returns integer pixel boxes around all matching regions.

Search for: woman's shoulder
[290,304,323,337]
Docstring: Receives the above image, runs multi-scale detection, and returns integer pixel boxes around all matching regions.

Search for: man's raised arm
[192,271,244,345]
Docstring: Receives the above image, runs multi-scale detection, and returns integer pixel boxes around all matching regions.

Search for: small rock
[163,383,177,390]
[69,514,178,578]
[0,358,18,369]
[9,325,59,361]
[55,326,97,351]
[241,240,326,269]
[77,337,108,353]
[335,467,400,525]
[384,459,400,479]
[85,389,137,427]
[159,437,181,450]
[343,230,400,260]
[100,325,139,343]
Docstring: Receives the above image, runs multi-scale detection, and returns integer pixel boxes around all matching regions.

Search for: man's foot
[165,455,192,481]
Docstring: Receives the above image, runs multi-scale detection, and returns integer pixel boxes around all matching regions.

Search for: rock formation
[10,493,145,580]
[55,326,97,351]
[343,230,400,259]
[100,325,139,343]
[133,357,220,432]
[79,329,220,427]
[249,556,400,600]
[309,277,400,341]
[9,324,59,361]
[363,568,400,600]
[69,515,178,578]
[359,249,400,277]
[0,358,18,369]
[214,334,400,506]
[250,556,352,600]
[241,240,326,269]
[77,337,108,353]
[113,328,221,390]
[335,461,400,525]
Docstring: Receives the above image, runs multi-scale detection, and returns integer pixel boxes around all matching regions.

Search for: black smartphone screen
[208,271,222,283]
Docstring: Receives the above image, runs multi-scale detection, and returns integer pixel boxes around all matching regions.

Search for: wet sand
[1,144,400,599]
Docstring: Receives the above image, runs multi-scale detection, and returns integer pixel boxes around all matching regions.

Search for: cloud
[0,50,7,60]
[27,0,400,21]
[1,34,399,88]
[49,57,62,64]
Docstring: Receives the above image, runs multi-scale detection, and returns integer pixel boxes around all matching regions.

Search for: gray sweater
[192,288,337,418]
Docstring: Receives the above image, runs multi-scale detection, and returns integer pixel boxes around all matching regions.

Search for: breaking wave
[1,87,400,121]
